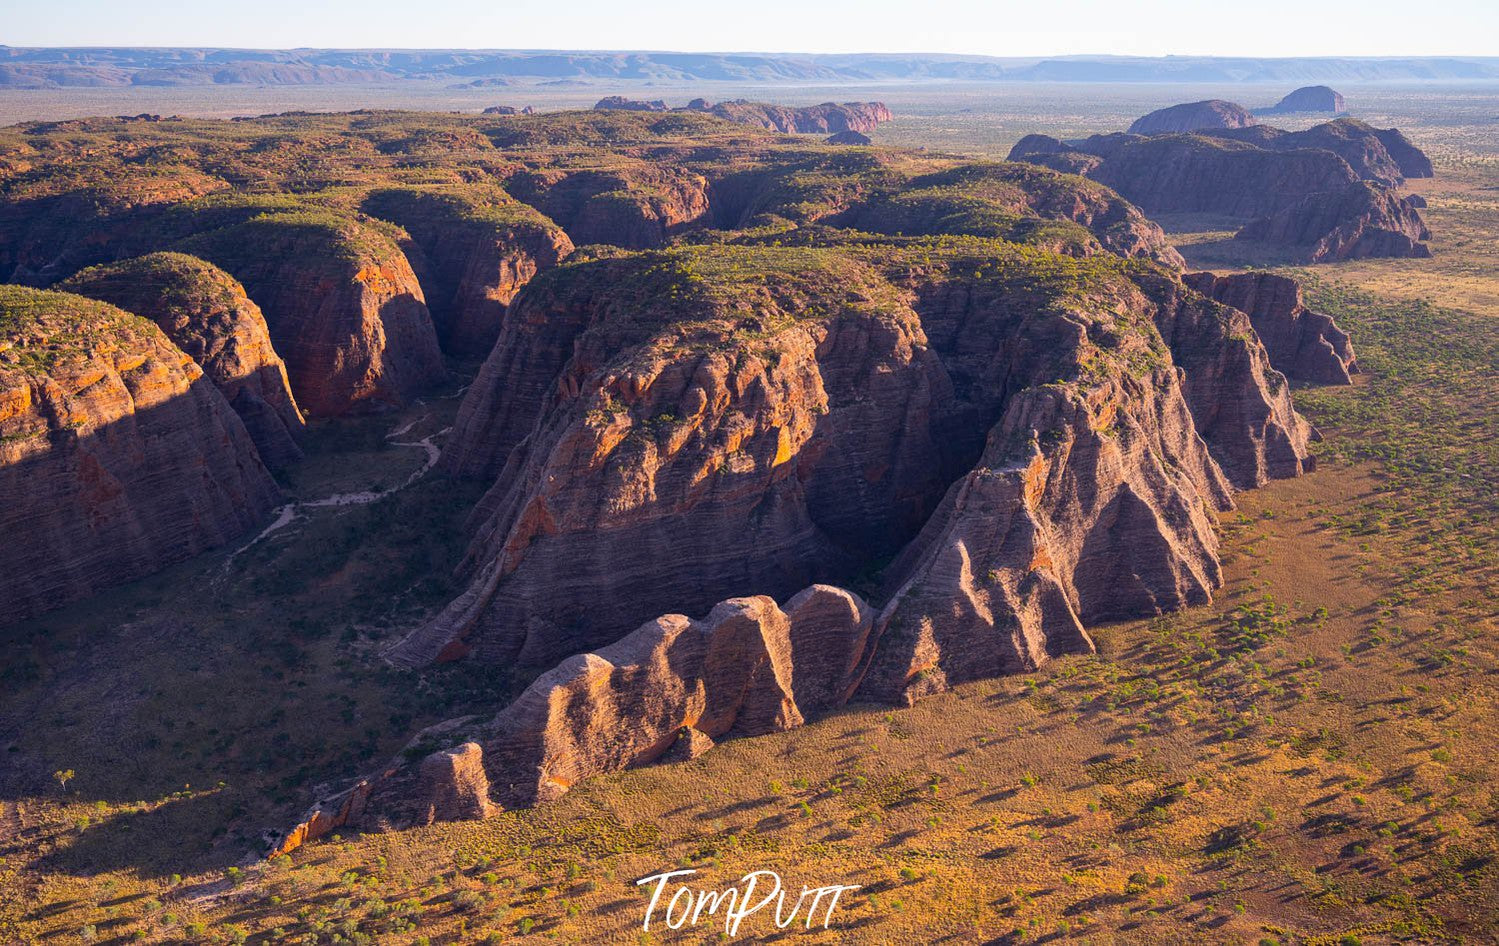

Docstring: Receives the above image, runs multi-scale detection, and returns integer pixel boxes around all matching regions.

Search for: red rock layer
[58,252,307,467]
[361,186,574,359]
[0,287,278,621]
[177,214,446,416]
[1184,271,1357,384]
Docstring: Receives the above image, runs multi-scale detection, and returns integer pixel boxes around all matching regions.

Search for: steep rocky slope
[281,237,1322,841]
[58,252,306,467]
[175,210,446,415]
[0,286,278,621]
[1203,118,1426,185]
[1184,271,1357,384]
[1235,180,1433,261]
[1127,99,1257,135]
[396,241,1309,674]
[360,185,574,358]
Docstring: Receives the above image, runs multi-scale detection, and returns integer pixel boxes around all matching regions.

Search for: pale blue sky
[3,0,1497,57]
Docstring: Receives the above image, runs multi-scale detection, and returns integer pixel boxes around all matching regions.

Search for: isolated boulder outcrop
[1266,86,1346,114]
[1184,271,1356,384]
[0,286,278,621]
[361,185,574,358]
[1236,181,1432,262]
[58,252,306,468]
[1127,99,1257,135]
[176,211,446,415]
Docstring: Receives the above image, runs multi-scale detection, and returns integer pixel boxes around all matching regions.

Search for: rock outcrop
[593,96,668,112]
[1204,118,1424,186]
[590,98,893,135]
[1127,99,1257,135]
[503,164,713,249]
[826,130,872,146]
[58,252,306,468]
[395,241,1309,676]
[1007,121,1436,262]
[0,286,278,621]
[176,211,446,415]
[690,100,893,134]
[1184,272,1356,384]
[1011,133,1359,218]
[361,186,574,358]
[1235,180,1433,262]
[1265,86,1346,114]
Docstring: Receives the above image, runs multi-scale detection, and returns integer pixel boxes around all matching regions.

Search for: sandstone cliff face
[1127,100,1257,135]
[1235,181,1433,262]
[0,286,278,621]
[177,213,446,415]
[361,186,574,359]
[399,243,1309,673]
[1183,271,1357,384]
[405,248,964,669]
[58,252,306,468]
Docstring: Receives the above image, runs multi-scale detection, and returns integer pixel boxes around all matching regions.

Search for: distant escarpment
[1184,271,1356,384]
[59,252,306,467]
[1008,117,1435,261]
[1127,99,1258,135]
[593,97,893,135]
[0,286,278,622]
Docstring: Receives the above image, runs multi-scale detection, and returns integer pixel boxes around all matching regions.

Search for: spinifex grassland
[0,105,1496,945]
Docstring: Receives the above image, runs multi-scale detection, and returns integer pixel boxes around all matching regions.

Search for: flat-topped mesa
[1184,271,1357,384]
[360,185,574,359]
[1127,99,1257,135]
[58,252,306,468]
[173,207,446,415]
[1235,180,1432,262]
[0,287,278,622]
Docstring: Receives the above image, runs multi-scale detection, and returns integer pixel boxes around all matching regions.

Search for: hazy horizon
[5,0,1497,58]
